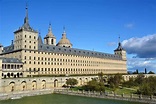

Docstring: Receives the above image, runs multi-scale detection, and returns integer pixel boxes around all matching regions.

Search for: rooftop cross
[63,26,66,33]
[118,35,120,43]
[48,23,52,32]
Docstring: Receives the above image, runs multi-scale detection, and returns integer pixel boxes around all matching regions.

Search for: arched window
[46,38,48,44]
[51,39,54,44]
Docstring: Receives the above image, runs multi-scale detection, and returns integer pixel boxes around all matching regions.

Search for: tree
[98,72,104,83]
[82,79,105,92]
[145,68,147,74]
[66,78,78,87]
[148,71,155,74]
[135,74,145,85]
[137,76,156,95]
[122,77,136,87]
[133,69,139,74]
[108,74,123,91]
[136,69,139,74]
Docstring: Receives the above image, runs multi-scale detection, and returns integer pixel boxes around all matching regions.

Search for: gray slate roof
[38,44,122,60]
[0,57,23,64]
[3,45,14,53]
[2,43,122,60]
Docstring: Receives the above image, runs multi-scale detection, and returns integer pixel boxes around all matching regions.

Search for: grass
[114,87,137,95]
[70,86,137,95]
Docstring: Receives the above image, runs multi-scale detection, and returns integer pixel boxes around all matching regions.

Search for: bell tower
[114,37,127,61]
[44,23,56,45]
[14,4,38,50]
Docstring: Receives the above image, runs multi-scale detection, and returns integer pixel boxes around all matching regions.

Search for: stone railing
[54,89,156,104]
[0,89,53,100]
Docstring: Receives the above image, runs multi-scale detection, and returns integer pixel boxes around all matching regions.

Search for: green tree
[137,76,156,95]
[108,74,123,91]
[133,69,138,74]
[98,72,104,83]
[66,78,78,87]
[135,74,145,85]
[138,83,152,95]
[82,79,105,92]
[148,71,155,74]
[122,77,136,87]
[145,68,147,74]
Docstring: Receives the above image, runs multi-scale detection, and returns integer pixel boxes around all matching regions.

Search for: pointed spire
[114,35,124,51]
[118,35,121,47]
[38,32,43,44]
[24,3,29,24]
[21,2,35,31]
[14,3,37,33]
[118,35,120,43]
[11,40,14,45]
[62,26,66,38]
[48,23,52,33]
[26,3,28,19]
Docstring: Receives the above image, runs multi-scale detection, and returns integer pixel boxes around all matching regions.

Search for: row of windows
[25,55,122,64]
[28,68,125,72]
[15,45,36,50]
[24,45,36,49]
[25,35,36,39]
[2,64,23,69]
[25,56,115,63]
[25,60,124,67]
[24,50,120,60]
[24,40,36,44]
[15,35,36,39]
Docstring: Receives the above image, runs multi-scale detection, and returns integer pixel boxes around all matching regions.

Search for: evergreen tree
[145,68,147,74]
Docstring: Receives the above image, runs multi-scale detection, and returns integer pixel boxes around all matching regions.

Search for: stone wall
[0,76,96,93]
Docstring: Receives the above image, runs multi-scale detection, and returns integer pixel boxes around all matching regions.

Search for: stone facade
[0,5,128,93]
[0,5,127,77]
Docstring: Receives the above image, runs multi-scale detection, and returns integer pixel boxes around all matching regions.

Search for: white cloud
[124,23,134,29]
[107,42,116,46]
[122,34,156,58]
[127,58,156,73]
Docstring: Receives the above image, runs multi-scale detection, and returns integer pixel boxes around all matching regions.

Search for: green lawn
[71,86,137,95]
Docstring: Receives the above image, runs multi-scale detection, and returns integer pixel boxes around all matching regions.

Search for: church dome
[57,31,72,48]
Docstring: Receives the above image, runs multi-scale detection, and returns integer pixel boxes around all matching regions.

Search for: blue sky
[0,0,156,73]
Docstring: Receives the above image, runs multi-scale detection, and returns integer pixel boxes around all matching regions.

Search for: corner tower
[44,23,56,45]
[114,37,127,61]
[14,4,38,50]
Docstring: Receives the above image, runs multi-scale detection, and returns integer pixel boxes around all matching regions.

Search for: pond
[0,93,147,104]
